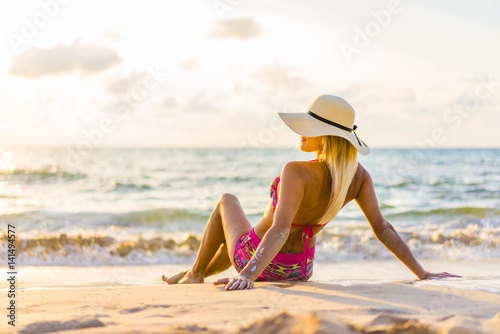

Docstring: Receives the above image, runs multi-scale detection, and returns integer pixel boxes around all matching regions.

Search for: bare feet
[162,269,204,284]
[162,270,189,284]
[179,270,204,284]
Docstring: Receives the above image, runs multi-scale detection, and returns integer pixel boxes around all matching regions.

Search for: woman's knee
[219,193,238,205]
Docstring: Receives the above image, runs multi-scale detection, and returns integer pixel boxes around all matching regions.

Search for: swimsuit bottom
[233,228,314,281]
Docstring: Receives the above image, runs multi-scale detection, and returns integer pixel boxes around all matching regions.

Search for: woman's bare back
[254,161,367,254]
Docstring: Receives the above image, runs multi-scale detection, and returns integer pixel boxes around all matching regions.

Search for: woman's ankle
[187,268,204,279]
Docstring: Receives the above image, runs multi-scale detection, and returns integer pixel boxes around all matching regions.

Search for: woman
[163,94,459,290]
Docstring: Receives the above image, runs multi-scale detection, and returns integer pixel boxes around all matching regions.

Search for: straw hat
[278,94,370,155]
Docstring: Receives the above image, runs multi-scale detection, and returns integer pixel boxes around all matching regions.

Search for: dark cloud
[8,39,121,78]
[208,17,263,40]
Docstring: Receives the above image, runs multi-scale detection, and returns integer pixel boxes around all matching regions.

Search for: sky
[0,0,499,148]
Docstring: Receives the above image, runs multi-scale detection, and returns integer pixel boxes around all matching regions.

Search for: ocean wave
[0,232,201,266]
[0,208,211,230]
[106,181,154,193]
[1,167,86,182]
[202,175,260,183]
[116,208,210,225]
[3,206,498,234]
[5,203,500,232]
[316,214,500,261]
[385,207,500,220]
[3,214,499,266]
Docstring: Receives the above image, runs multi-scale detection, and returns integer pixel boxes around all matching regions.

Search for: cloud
[208,17,263,40]
[154,97,179,118]
[153,93,220,120]
[186,92,221,113]
[99,27,126,42]
[178,59,200,71]
[161,96,178,108]
[106,72,147,95]
[7,39,121,78]
[252,60,307,91]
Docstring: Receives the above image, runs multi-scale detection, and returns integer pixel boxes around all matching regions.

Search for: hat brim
[278,112,370,155]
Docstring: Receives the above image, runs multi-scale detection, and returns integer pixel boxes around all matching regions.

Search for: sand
[2,260,499,333]
[6,280,499,334]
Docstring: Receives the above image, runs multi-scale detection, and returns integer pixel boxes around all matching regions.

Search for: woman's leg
[162,245,231,284]
[163,243,231,284]
[162,193,251,284]
[204,242,232,277]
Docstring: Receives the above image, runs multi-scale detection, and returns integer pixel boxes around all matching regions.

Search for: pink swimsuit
[233,160,327,281]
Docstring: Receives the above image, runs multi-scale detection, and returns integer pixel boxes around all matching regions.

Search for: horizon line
[2,145,500,150]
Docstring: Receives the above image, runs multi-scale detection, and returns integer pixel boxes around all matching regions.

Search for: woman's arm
[217,162,305,290]
[355,169,460,280]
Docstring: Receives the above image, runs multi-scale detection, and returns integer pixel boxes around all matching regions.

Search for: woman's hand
[213,275,254,290]
[419,271,462,280]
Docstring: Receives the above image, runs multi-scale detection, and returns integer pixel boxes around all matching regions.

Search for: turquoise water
[0,147,499,265]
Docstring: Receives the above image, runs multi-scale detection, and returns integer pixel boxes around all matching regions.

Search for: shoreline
[11,258,500,290]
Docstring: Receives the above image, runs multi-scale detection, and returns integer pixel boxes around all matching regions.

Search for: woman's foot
[162,269,204,284]
[162,270,189,284]
[178,270,204,284]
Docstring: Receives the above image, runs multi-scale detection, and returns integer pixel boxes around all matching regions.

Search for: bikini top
[269,160,328,275]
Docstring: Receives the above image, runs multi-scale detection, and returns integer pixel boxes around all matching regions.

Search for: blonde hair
[317,135,358,224]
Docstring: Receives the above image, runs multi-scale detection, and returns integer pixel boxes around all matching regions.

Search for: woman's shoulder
[356,162,367,176]
[281,160,321,172]
[282,160,370,179]
[356,162,371,181]
[353,162,373,192]
[279,160,327,182]
[279,161,306,178]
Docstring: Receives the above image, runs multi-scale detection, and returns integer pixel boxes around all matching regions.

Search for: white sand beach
[11,281,500,334]
[5,259,500,334]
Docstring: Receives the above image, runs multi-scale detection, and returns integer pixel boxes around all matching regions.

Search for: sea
[1,146,499,271]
